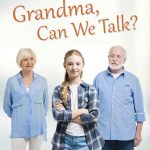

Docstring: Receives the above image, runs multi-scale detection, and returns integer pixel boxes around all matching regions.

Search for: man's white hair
[108,46,127,58]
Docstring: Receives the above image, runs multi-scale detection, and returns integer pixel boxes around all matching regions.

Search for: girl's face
[65,54,84,80]
[20,53,36,72]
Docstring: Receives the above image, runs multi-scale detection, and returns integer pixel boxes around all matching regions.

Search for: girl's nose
[72,65,77,69]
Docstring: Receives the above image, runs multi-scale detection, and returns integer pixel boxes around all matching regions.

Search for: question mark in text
[130,15,138,30]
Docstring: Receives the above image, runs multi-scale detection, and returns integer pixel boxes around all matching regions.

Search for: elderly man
[93,46,145,150]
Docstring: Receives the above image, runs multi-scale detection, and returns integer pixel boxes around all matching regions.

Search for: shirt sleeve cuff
[80,114,87,122]
[135,113,145,122]
[64,110,72,122]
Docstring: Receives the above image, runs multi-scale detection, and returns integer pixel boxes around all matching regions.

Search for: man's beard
[109,63,123,70]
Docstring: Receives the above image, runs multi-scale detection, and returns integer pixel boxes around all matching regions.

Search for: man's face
[108,47,126,70]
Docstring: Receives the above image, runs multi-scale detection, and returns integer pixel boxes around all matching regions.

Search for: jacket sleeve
[3,79,12,117]
[80,86,100,124]
[52,86,72,123]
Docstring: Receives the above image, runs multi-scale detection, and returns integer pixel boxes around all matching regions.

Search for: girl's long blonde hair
[60,49,85,104]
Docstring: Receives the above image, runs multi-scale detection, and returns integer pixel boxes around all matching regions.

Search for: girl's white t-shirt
[66,84,85,136]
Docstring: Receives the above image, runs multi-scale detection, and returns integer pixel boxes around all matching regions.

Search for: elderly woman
[3,48,48,150]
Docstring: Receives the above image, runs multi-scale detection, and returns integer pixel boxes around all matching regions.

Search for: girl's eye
[67,63,72,66]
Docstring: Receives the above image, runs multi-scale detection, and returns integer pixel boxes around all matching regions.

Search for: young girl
[51,49,104,150]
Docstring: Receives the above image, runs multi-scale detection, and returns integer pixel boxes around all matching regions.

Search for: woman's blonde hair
[60,49,85,104]
[16,48,36,68]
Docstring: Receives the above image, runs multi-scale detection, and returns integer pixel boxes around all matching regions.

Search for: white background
[0,0,149,149]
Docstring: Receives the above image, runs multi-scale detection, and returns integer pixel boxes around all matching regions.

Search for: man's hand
[134,132,142,147]
[134,122,143,147]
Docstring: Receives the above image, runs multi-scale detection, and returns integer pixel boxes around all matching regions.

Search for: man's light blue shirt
[93,69,145,140]
[3,72,48,139]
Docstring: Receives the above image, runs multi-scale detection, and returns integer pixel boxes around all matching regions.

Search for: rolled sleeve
[64,110,72,122]
[135,113,145,122]
[52,108,72,122]
[80,109,99,123]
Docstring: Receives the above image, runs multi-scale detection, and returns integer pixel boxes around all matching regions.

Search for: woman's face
[65,54,84,80]
[20,53,36,72]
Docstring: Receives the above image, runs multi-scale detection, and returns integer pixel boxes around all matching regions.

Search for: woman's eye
[23,58,28,61]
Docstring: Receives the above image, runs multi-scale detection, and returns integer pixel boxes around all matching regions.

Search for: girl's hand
[81,109,89,114]
[72,109,89,119]
[54,102,65,111]
[72,117,83,125]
